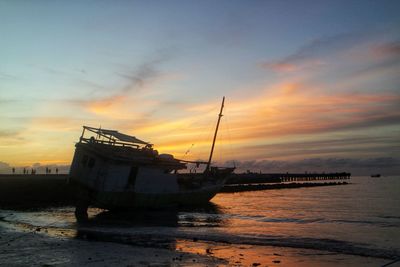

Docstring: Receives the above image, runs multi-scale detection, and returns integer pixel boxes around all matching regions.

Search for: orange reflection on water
[175,239,386,267]
[176,240,275,266]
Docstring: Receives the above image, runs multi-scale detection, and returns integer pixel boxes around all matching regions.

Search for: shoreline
[1,204,397,267]
[0,227,226,266]
[0,224,391,267]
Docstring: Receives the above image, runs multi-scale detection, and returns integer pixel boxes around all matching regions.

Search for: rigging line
[193,105,219,138]
[381,258,400,267]
[180,105,220,160]
[223,109,236,168]
[181,143,195,160]
[171,105,219,158]
[217,121,227,166]
[216,134,223,165]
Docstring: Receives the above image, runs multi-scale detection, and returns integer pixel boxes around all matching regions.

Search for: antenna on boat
[206,96,225,172]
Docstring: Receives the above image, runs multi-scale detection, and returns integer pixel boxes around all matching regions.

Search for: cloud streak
[0,72,19,80]
[0,130,19,138]
[260,31,370,72]
[232,157,400,175]
[234,134,400,160]
[65,52,174,119]
[2,156,399,175]
[260,31,400,77]
[222,84,400,141]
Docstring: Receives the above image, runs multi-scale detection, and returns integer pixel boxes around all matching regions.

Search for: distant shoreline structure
[228,171,351,184]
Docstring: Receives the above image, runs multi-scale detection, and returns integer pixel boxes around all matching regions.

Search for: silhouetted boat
[69,97,234,217]
[371,174,381,178]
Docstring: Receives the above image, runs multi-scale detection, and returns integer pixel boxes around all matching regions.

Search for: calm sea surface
[1,176,399,260]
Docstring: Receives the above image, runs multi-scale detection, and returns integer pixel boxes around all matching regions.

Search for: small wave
[74,226,400,260]
[378,215,400,220]
[330,219,400,228]
[257,217,325,224]
[220,213,400,227]
[202,212,326,224]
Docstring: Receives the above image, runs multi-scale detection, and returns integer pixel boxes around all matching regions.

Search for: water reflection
[74,203,227,251]
[84,209,180,227]
[179,203,225,228]
[76,202,225,228]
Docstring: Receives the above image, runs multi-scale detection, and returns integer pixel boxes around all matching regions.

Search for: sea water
[1,176,399,262]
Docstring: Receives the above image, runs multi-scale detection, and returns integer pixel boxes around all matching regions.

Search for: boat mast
[206,96,225,171]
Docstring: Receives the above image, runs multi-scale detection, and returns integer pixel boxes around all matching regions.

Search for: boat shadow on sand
[79,202,223,226]
[75,203,225,249]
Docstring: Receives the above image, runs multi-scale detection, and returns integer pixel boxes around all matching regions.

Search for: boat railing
[79,126,150,149]
[79,136,141,149]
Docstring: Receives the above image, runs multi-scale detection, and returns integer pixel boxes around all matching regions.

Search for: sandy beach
[0,226,226,266]
[0,219,392,267]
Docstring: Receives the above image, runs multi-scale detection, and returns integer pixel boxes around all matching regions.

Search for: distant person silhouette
[56,168,59,175]
[12,167,15,174]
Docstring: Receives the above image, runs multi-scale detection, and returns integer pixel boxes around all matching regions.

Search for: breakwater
[227,172,351,184]
[221,181,349,193]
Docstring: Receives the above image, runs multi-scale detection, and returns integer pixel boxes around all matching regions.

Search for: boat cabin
[69,126,187,194]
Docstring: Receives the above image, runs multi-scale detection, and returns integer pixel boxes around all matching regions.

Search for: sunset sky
[1,1,399,174]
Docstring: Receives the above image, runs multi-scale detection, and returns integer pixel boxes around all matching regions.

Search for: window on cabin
[128,166,139,186]
[88,157,96,168]
[81,155,89,166]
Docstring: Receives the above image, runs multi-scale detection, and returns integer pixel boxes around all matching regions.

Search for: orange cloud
[85,95,127,115]
[263,62,298,72]
[83,81,396,164]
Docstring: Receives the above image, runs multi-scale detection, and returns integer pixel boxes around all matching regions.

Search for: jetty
[227,172,351,184]
[221,172,351,193]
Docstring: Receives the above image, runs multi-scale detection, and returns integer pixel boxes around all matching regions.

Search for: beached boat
[69,97,234,216]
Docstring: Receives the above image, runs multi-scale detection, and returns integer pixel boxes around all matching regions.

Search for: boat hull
[86,185,222,210]
[69,135,234,211]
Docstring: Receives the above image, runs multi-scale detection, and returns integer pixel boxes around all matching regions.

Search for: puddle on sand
[175,240,389,267]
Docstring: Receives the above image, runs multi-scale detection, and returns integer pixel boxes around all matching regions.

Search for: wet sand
[0,222,391,267]
[0,228,226,266]
[177,240,391,267]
